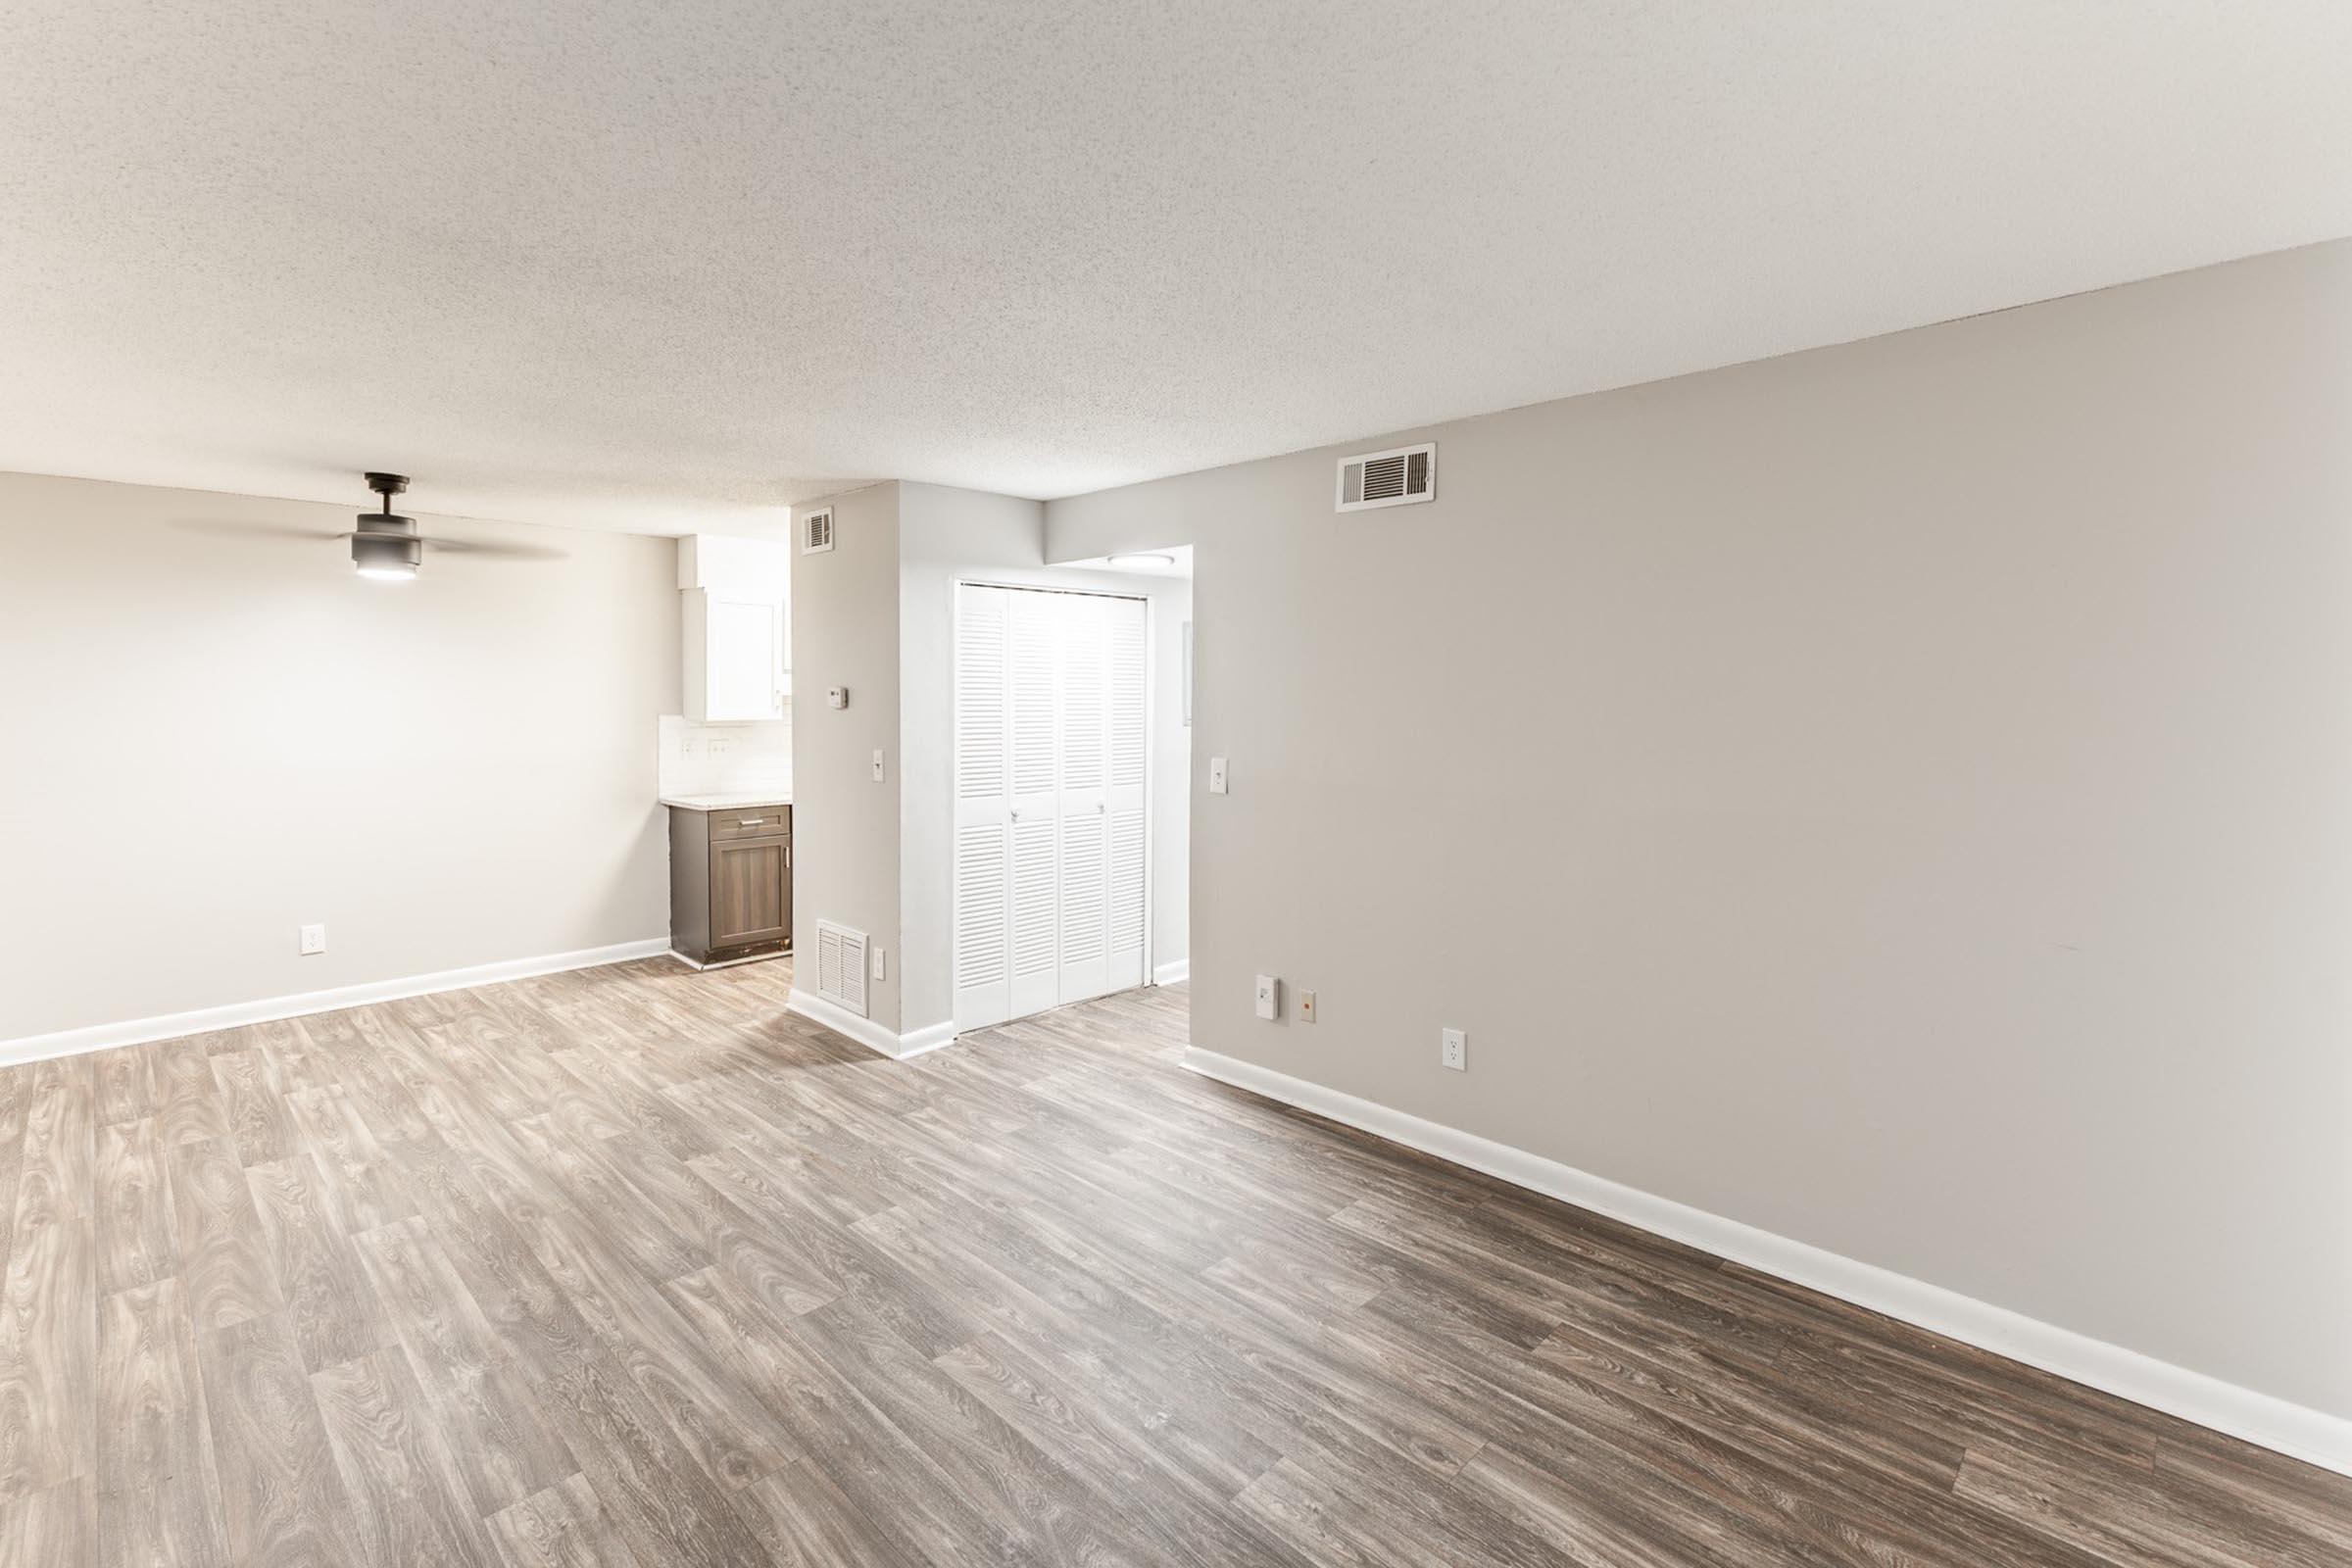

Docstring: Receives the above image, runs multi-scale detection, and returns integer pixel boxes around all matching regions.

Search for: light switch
[871,749,886,782]
[1254,974,1279,1019]
[1208,757,1229,795]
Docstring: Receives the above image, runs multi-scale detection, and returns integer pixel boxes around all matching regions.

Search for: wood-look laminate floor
[0,958,2344,1566]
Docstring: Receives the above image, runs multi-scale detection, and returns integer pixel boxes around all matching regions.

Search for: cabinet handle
[784,843,792,868]
[739,818,764,827]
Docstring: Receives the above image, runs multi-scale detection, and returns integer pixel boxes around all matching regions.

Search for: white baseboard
[1182,1046,2352,1478]
[894,1019,958,1059]
[0,938,674,1069]
[786,990,957,1061]
[1152,958,1191,987]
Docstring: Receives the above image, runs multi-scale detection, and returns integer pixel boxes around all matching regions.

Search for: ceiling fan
[347,471,566,578]
[173,471,566,574]
[351,471,424,579]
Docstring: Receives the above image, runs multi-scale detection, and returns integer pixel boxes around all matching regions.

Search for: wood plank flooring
[0,956,2344,1565]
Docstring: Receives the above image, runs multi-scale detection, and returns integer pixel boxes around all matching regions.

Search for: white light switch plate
[871,749,886,782]
[872,947,887,981]
[1254,974,1279,1020]
[1208,757,1229,795]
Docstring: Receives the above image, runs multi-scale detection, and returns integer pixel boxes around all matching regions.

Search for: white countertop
[660,792,793,811]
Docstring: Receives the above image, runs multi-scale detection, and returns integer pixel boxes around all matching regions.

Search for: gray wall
[0,471,677,1041]
[789,481,904,1030]
[898,482,1191,1034]
[1046,239,2352,1420]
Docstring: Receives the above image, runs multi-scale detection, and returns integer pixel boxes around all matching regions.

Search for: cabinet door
[710,836,789,952]
[706,595,784,720]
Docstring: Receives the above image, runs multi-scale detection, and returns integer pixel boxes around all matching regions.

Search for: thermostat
[828,686,849,710]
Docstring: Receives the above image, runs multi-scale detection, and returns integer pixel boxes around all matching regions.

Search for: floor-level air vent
[801,506,836,555]
[814,920,869,1015]
[1337,442,1436,513]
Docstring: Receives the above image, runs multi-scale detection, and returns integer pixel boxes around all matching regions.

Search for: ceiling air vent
[1336,442,1436,513]
[800,506,836,555]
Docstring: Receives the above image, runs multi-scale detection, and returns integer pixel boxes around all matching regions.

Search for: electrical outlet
[872,947,887,981]
[1254,974,1279,1020]
[1298,990,1317,1023]
[1441,1027,1467,1071]
[299,923,327,956]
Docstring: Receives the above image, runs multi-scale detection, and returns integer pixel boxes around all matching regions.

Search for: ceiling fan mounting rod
[364,470,410,517]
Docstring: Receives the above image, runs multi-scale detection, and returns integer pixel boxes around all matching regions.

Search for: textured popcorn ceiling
[2,2,2347,533]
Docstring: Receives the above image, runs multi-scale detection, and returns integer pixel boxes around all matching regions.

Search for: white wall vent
[1336,442,1436,513]
[813,920,869,1015]
[800,506,836,555]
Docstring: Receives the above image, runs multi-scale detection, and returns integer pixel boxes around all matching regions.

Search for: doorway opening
[952,553,1191,1033]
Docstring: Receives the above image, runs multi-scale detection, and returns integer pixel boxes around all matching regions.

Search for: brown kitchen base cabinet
[669,803,791,965]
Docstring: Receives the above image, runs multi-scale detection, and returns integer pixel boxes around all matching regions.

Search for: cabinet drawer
[710,806,790,840]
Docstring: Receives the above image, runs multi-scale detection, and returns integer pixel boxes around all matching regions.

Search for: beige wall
[0,471,677,1042]
[788,481,904,1030]
[897,482,1191,1034]
[1046,239,2352,1420]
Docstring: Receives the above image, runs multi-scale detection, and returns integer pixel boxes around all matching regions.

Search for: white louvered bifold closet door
[954,583,1148,1032]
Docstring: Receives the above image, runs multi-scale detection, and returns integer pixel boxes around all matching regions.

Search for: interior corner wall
[897,482,1192,1036]
[1042,239,2352,1422]
[0,471,678,1043]
[789,480,904,1030]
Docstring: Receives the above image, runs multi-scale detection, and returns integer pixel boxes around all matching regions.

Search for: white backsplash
[660,711,793,798]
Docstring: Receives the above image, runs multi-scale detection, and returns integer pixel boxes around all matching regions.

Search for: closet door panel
[953,585,1013,1029]
[1103,596,1150,991]
[1053,594,1107,1002]
[1007,587,1064,1018]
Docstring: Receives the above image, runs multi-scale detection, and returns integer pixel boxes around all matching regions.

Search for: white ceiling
[4,3,2347,534]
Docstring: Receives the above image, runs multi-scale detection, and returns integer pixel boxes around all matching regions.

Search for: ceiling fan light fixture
[352,471,422,580]
[352,515,421,580]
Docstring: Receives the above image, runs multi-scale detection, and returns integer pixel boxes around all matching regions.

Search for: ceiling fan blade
[175,518,346,542]
[418,537,569,562]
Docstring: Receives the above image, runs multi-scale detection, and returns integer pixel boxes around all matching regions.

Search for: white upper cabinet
[679,534,791,721]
